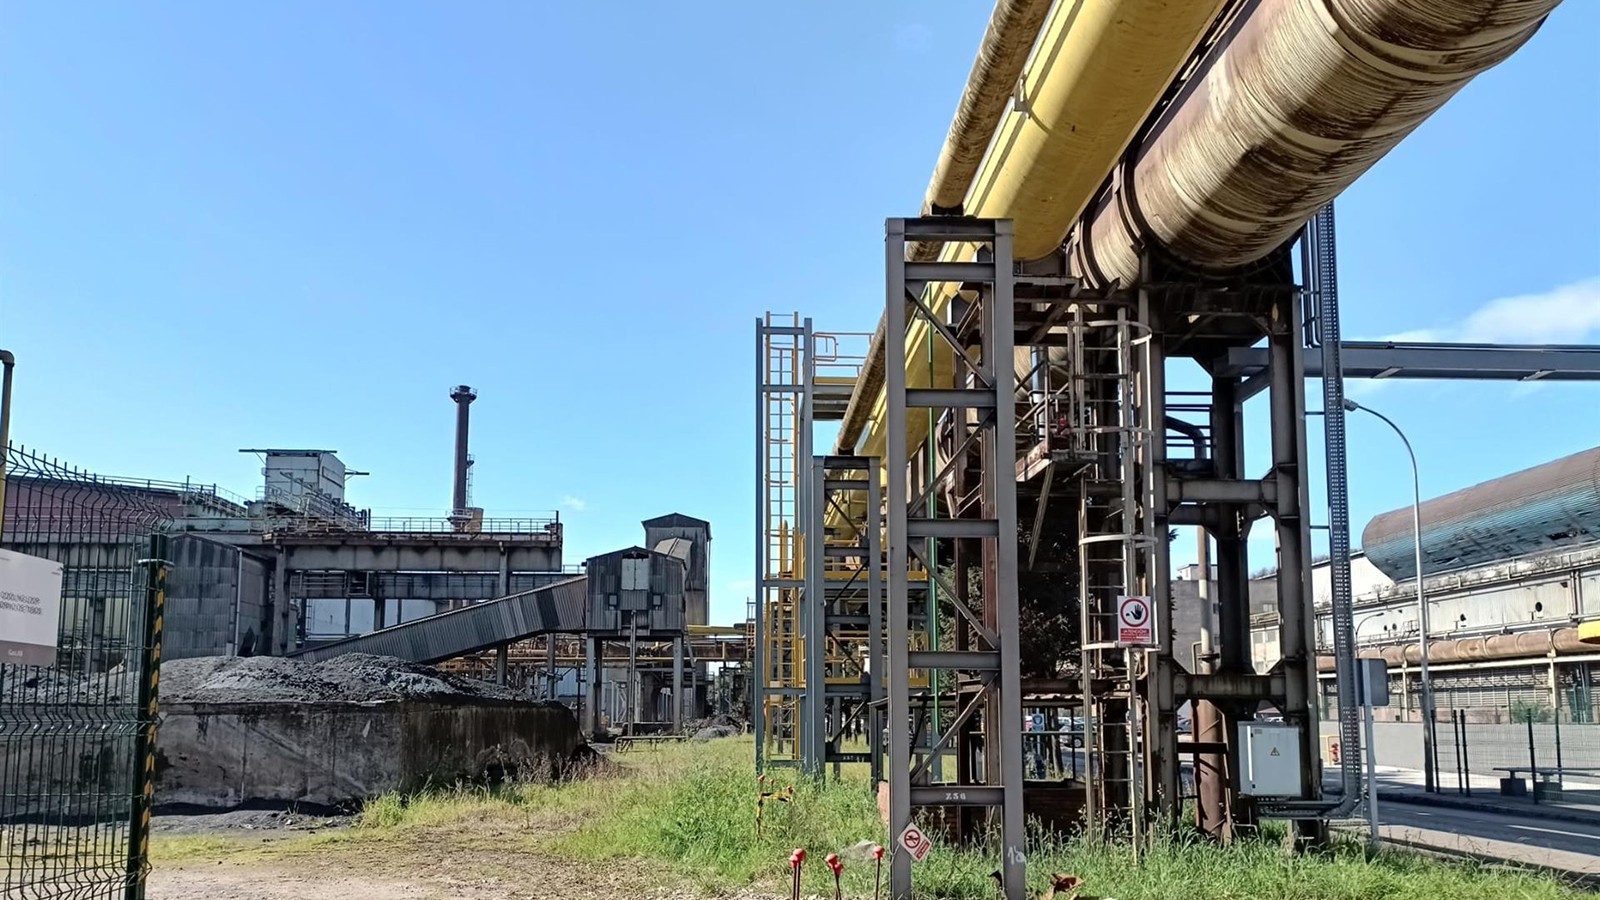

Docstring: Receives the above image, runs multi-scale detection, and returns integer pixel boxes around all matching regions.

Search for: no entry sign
[1117,595,1153,647]
[897,823,932,862]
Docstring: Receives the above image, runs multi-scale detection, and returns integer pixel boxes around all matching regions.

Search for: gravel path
[145,836,781,900]
[144,805,784,900]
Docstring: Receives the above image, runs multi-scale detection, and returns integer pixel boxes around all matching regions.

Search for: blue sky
[2,3,1595,624]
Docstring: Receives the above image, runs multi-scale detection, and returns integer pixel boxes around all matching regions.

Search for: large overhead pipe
[1071,0,1564,286]
[1317,626,1589,671]
[919,0,1053,222]
[837,0,1230,456]
[843,0,1053,455]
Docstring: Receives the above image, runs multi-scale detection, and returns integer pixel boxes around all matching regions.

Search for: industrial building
[2,386,735,735]
[1241,447,1600,723]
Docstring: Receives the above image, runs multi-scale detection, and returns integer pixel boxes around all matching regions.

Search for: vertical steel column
[990,223,1026,896]
[1143,291,1180,822]
[804,455,828,772]
[673,636,685,731]
[1269,289,1323,828]
[884,219,913,899]
[584,637,600,735]
[546,634,558,700]
[868,465,885,786]
[798,323,819,771]
[754,320,767,769]
[885,217,1023,900]
[127,534,170,900]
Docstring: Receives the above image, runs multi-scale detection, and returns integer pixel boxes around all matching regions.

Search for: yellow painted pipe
[843,0,1229,463]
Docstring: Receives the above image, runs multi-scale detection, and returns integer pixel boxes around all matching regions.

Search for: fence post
[126,533,170,900]
[1527,708,1538,806]
[1554,715,1563,786]
[1460,710,1471,797]
[1452,710,1462,795]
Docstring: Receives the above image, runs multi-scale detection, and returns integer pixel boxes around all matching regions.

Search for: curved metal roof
[1362,446,1600,581]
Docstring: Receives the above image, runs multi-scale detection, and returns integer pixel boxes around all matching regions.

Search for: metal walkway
[290,576,588,664]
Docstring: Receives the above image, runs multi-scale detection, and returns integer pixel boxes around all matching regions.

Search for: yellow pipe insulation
[845,0,1229,462]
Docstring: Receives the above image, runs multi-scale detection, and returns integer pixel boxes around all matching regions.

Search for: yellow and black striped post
[126,533,169,900]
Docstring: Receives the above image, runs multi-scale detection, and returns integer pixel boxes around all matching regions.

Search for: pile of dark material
[689,712,742,742]
[161,653,530,705]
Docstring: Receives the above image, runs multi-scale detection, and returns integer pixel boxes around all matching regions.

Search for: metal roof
[1362,446,1600,581]
[641,513,711,539]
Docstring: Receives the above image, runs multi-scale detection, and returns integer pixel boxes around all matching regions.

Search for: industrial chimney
[449,385,476,518]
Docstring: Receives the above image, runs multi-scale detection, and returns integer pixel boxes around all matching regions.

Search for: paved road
[1375,797,1600,877]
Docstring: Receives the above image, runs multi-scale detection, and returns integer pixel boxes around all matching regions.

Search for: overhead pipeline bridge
[778,0,1577,897]
[837,0,1569,464]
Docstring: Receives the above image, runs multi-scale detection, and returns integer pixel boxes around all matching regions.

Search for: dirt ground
[144,810,776,900]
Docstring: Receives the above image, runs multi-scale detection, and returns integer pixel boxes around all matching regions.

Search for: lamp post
[1354,611,1387,643]
[1344,398,1437,793]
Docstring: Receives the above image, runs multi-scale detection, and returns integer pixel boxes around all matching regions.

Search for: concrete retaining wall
[155,698,583,809]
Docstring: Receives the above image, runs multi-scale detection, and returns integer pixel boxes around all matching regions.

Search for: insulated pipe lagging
[1071,0,1563,286]
[921,0,1054,219]
[838,0,1227,456]
[1315,626,1588,671]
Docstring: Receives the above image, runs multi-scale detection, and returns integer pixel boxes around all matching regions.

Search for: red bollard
[825,852,843,900]
[789,848,806,900]
[871,844,884,900]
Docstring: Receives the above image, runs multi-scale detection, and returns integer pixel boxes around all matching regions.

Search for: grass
[152,735,1589,899]
[536,737,1587,898]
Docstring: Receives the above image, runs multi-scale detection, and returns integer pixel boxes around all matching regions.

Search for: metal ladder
[756,314,811,768]
[1070,307,1157,838]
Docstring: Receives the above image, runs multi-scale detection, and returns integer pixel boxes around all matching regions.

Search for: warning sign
[1116,595,1153,647]
[897,823,933,863]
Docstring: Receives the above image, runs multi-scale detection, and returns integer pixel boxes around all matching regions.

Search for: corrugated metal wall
[165,535,271,659]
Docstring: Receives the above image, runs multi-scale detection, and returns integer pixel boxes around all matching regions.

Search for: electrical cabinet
[1237,722,1303,797]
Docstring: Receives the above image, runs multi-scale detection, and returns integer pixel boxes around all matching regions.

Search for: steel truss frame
[884,217,1026,900]
[804,455,884,778]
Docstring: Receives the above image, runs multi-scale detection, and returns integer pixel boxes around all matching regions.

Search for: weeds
[183,735,1585,899]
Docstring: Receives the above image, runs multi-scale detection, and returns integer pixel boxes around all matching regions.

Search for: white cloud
[560,495,587,512]
[1363,277,1600,346]
[1382,277,1600,345]
[1455,278,1600,344]
[1349,277,1600,395]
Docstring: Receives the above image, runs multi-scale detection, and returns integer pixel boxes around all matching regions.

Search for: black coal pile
[162,654,530,705]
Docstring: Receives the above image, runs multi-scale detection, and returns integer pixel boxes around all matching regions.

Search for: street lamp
[1354,611,1387,643]
[1344,398,1438,793]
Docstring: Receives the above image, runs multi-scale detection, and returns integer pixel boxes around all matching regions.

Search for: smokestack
[449,385,476,515]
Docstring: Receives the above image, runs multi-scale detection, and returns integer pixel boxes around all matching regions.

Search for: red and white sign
[897,823,933,863]
[1117,595,1153,647]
